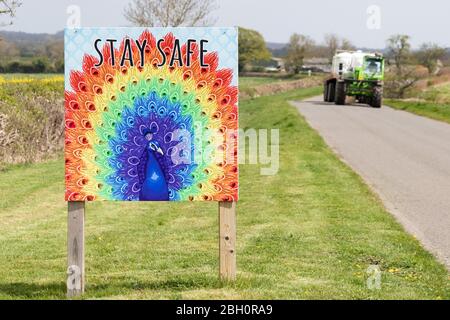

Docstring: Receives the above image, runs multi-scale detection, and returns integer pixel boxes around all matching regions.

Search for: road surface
[291,96,450,269]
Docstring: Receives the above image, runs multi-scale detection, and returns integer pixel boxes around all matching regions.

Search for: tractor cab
[363,56,384,81]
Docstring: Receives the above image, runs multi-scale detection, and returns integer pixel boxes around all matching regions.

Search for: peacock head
[144,128,164,156]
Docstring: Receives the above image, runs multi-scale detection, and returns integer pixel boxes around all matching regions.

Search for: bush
[0,80,64,167]
[32,59,49,73]
[0,57,62,74]
[384,66,428,98]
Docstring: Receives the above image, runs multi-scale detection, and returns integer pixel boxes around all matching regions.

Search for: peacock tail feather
[65,31,238,202]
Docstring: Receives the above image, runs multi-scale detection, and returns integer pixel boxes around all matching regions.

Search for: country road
[291,96,450,269]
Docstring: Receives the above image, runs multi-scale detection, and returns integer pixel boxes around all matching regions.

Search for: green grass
[385,81,450,124]
[0,87,448,299]
[239,76,291,96]
[385,99,450,124]
[239,77,278,87]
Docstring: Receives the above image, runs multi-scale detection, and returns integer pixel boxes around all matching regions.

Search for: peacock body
[65,31,238,201]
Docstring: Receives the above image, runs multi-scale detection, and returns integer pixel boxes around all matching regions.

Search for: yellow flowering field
[0,74,64,85]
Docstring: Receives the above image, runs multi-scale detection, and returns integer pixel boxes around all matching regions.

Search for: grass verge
[0,87,448,299]
[385,99,450,124]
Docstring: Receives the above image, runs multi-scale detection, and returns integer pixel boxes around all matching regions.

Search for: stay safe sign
[64,28,238,202]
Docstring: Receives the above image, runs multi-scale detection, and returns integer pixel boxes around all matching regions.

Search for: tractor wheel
[323,83,329,102]
[328,82,336,102]
[371,86,383,108]
[357,96,366,104]
[335,81,346,105]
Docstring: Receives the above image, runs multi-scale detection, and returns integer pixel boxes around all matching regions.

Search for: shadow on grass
[88,275,239,294]
[308,100,376,109]
[0,282,66,299]
[0,276,244,299]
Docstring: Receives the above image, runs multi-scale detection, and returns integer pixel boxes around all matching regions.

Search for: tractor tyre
[328,82,336,102]
[371,86,383,108]
[323,83,329,102]
[335,81,346,105]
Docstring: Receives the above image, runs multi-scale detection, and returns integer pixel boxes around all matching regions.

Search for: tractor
[324,50,385,108]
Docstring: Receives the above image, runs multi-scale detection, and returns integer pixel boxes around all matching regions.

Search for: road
[291,96,450,269]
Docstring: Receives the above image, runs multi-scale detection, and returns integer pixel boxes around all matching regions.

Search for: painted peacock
[65,31,238,201]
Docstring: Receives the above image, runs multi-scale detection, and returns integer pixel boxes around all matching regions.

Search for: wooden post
[219,201,236,281]
[67,201,85,297]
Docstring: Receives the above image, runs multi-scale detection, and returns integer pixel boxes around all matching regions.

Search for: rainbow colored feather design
[65,31,238,201]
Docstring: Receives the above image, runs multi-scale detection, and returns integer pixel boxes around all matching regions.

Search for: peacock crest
[65,31,238,202]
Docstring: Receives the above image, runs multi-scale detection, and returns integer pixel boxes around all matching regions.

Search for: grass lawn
[0,87,448,299]
[385,99,450,124]
[239,77,278,87]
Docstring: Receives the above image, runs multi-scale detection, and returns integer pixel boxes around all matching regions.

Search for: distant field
[0,73,63,80]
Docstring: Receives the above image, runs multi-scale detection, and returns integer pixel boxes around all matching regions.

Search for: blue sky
[2,0,449,48]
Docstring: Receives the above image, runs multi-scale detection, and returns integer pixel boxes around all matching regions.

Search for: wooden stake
[67,201,85,297]
[219,201,236,281]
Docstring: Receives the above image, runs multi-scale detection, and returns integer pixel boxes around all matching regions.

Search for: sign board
[64,28,238,202]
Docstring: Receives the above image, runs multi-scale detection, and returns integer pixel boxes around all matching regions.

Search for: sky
[2,0,449,48]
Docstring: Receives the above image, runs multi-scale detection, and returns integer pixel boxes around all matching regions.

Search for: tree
[384,65,427,99]
[285,33,314,74]
[324,34,356,62]
[54,59,64,73]
[415,43,446,74]
[124,0,217,27]
[6,60,19,73]
[45,40,64,71]
[385,34,425,98]
[386,34,411,73]
[238,27,271,72]
[32,58,49,73]
[324,33,339,62]
[0,38,19,57]
[0,0,21,26]
[340,38,356,51]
